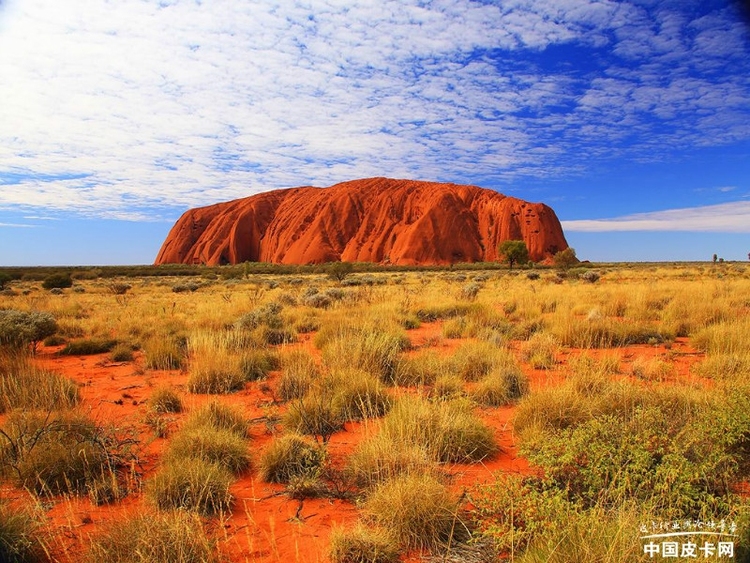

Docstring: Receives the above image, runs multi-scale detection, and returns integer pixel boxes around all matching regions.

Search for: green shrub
[470,473,573,553]
[0,310,58,351]
[146,458,233,516]
[86,510,218,563]
[59,338,118,356]
[258,434,325,484]
[364,473,465,551]
[329,524,399,563]
[42,273,72,290]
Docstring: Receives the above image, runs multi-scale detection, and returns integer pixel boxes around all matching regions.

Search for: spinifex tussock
[363,473,467,551]
[86,510,219,563]
[0,352,79,413]
[380,396,497,463]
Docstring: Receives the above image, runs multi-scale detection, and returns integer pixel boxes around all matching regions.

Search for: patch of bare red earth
[2,329,714,562]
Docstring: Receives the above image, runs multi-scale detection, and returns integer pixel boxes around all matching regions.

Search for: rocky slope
[155,178,569,266]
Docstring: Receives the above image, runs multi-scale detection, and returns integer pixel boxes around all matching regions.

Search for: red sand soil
[0,327,710,563]
[155,178,569,266]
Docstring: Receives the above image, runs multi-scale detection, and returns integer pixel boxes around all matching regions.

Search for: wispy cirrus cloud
[0,0,748,219]
[562,200,750,233]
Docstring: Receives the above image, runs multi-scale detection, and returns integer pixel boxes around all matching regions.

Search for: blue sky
[1,0,749,266]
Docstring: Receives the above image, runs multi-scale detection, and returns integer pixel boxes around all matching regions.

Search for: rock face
[155,178,569,266]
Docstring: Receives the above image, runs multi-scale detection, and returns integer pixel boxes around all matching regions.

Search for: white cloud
[0,0,748,218]
[562,201,750,233]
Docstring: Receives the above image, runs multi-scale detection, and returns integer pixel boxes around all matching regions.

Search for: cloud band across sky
[563,200,750,233]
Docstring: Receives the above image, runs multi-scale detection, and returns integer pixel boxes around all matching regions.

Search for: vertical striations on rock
[155,178,569,266]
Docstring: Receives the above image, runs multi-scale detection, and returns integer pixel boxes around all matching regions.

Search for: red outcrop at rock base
[155,178,569,266]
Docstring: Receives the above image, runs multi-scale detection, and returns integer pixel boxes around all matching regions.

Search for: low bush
[0,410,134,496]
[470,473,572,553]
[0,310,58,351]
[258,433,326,484]
[146,458,233,516]
[42,273,72,290]
[329,524,399,563]
[364,473,466,551]
[59,338,118,356]
[86,510,218,563]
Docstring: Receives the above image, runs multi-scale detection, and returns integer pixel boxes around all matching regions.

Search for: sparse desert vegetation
[1,262,749,561]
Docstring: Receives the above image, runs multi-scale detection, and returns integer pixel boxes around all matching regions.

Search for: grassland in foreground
[1,262,750,562]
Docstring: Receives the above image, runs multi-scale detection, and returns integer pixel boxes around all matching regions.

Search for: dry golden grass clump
[149,386,183,414]
[363,473,466,551]
[183,400,249,437]
[329,369,393,420]
[146,457,234,516]
[329,524,399,563]
[346,434,437,490]
[258,433,326,484]
[318,323,410,383]
[86,510,218,563]
[472,364,529,407]
[379,396,497,463]
[0,501,47,563]
[278,347,319,401]
[0,353,79,413]
[166,427,250,475]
